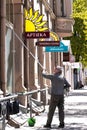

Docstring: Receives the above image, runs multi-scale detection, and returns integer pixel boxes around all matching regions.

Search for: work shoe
[44,124,51,128]
[58,123,65,128]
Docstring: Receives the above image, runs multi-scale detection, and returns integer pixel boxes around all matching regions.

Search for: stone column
[0,0,6,95]
[24,39,29,91]
[28,39,37,98]
[13,1,27,105]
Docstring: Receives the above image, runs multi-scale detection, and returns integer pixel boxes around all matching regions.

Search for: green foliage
[66,0,87,67]
[73,0,87,14]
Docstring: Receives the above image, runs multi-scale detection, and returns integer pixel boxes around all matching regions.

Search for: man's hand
[42,69,46,74]
[42,68,48,74]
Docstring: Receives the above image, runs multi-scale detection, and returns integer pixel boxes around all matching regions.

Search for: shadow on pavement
[65,108,87,118]
[35,123,87,130]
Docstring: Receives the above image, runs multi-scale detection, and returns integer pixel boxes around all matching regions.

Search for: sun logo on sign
[25,8,48,32]
[40,31,59,41]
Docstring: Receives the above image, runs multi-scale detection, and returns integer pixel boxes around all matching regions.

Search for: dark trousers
[46,95,64,125]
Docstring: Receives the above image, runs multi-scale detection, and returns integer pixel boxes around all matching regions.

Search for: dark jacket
[42,73,70,95]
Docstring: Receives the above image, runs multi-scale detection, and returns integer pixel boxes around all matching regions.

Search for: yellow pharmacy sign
[24,8,49,38]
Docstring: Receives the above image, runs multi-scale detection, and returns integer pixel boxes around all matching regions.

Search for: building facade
[0,0,74,105]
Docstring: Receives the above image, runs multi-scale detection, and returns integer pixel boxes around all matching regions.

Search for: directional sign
[45,41,68,52]
[36,41,60,46]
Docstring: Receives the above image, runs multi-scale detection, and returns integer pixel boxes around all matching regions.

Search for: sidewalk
[6,86,87,130]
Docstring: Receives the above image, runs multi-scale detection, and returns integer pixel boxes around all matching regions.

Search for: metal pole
[13,31,44,69]
[29,95,32,118]
[0,94,18,102]
[18,88,48,96]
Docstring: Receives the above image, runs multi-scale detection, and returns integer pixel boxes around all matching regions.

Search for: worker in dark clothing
[42,66,71,128]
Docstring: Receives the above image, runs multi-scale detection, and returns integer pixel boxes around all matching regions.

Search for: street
[5,86,87,130]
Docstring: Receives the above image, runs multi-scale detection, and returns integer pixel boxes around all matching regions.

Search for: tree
[66,0,87,66]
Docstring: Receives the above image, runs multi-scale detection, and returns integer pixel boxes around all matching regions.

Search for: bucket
[27,117,36,127]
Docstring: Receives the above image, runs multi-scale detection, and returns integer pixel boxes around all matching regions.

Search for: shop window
[5,24,13,93]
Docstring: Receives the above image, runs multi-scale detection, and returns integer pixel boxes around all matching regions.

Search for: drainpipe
[0,0,6,95]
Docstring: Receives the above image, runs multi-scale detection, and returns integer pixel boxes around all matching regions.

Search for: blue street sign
[45,41,68,52]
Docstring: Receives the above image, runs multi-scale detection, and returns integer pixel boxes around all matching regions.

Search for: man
[42,66,71,128]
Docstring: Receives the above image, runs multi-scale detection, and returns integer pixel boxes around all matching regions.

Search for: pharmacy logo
[25,8,48,32]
